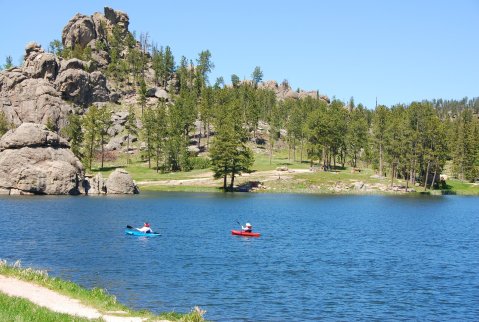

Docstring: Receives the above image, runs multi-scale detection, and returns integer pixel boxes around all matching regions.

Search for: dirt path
[137,168,310,186]
[0,275,166,322]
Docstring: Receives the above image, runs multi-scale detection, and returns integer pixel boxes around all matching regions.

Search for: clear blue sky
[1,0,478,108]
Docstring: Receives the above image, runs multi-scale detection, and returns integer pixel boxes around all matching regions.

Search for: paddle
[126,225,134,229]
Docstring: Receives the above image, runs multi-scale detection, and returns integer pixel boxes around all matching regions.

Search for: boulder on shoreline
[106,169,139,194]
[0,123,84,195]
[81,169,139,195]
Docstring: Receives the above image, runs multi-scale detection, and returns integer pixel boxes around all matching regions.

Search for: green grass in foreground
[0,292,98,322]
[0,260,206,322]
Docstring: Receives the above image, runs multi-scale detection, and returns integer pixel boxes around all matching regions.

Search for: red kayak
[231,230,261,237]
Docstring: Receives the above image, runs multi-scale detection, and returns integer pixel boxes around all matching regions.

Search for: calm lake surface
[1,192,478,321]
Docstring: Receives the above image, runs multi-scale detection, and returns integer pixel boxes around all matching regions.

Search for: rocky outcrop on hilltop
[62,7,130,68]
[0,42,110,129]
[258,80,330,103]
[0,123,84,195]
[0,7,134,131]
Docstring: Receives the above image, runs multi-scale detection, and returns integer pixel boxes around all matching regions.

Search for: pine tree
[152,45,165,86]
[152,103,168,172]
[141,107,156,169]
[251,66,263,87]
[0,111,10,136]
[125,105,138,165]
[3,56,13,70]
[61,113,83,159]
[97,107,112,169]
[347,104,369,168]
[137,78,147,117]
[210,92,254,190]
[372,105,389,176]
[164,46,175,87]
[82,106,100,170]
[231,74,240,87]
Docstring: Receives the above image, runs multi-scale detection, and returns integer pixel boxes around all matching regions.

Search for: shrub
[190,157,211,170]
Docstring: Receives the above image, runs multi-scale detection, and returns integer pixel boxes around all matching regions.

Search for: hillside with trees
[1,7,478,194]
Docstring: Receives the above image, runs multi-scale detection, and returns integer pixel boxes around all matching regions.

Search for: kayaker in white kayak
[242,222,253,233]
[137,222,153,233]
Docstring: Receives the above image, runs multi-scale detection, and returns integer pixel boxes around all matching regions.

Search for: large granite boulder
[0,70,73,129]
[0,123,84,195]
[54,65,109,106]
[81,173,107,195]
[22,42,59,81]
[146,87,170,101]
[105,169,139,194]
[104,7,129,35]
[62,14,97,49]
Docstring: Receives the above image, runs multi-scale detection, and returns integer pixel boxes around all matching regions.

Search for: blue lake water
[0,192,478,321]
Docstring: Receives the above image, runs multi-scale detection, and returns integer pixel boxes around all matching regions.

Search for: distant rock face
[62,7,129,51]
[0,123,84,195]
[257,80,330,103]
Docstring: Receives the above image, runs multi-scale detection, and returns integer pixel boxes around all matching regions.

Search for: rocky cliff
[1,6,329,132]
[0,42,110,130]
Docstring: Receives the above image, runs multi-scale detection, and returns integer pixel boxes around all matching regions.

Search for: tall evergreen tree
[251,66,263,87]
[141,107,156,169]
[82,106,100,170]
[61,113,83,159]
[347,104,368,167]
[210,90,254,190]
[231,74,240,87]
[372,105,389,176]
[97,107,112,169]
[125,105,138,165]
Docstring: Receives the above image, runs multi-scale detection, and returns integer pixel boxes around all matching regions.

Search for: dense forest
[1,23,478,191]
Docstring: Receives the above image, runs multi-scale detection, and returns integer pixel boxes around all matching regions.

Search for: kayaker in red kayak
[241,222,253,233]
[137,222,153,233]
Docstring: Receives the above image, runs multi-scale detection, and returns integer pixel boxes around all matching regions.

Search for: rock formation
[258,80,330,103]
[0,7,132,131]
[0,123,84,195]
[0,42,110,130]
[105,168,139,194]
[0,123,139,195]
[62,7,130,68]
[81,169,139,195]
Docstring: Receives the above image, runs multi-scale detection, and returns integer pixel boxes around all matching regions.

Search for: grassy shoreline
[137,183,479,196]
[0,260,206,322]
[92,152,479,196]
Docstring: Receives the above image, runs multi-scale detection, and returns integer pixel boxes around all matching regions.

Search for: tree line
[45,26,479,189]
[3,25,478,191]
